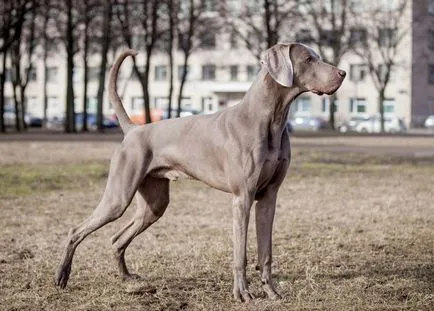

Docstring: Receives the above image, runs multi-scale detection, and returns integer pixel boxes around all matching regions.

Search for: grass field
[0,138,433,310]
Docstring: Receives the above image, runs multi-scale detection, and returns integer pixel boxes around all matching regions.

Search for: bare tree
[165,0,177,119]
[9,0,37,131]
[300,0,352,130]
[0,0,33,132]
[40,0,55,128]
[226,0,298,60]
[176,0,208,117]
[95,0,114,131]
[351,0,411,132]
[116,0,163,124]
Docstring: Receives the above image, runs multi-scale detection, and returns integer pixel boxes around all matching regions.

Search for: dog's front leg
[232,194,254,302]
[255,188,282,300]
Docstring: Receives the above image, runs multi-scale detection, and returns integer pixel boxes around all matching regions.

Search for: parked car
[75,113,119,131]
[288,116,327,131]
[355,116,407,133]
[3,105,30,127]
[161,108,202,119]
[424,115,434,129]
[338,115,370,133]
[46,113,118,130]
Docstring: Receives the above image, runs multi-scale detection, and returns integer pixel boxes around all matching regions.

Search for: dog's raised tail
[109,49,138,134]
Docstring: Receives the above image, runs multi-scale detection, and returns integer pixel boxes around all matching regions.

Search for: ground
[0,134,433,310]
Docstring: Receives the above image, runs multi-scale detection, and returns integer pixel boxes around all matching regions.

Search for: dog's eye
[305,56,313,63]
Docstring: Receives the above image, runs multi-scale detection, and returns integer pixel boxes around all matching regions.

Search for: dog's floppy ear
[261,43,293,87]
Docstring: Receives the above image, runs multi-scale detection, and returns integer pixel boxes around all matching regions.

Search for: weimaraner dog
[55,42,345,301]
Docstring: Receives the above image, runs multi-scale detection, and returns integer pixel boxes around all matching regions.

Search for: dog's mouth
[312,90,324,95]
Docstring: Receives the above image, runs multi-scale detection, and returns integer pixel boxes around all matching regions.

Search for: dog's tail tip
[127,49,138,57]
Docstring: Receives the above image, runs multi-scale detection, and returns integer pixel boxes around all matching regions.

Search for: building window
[88,67,99,81]
[155,33,170,51]
[201,96,213,112]
[322,97,339,113]
[320,29,338,46]
[383,98,395,114]
[350,0,364,12]
[86,97,97,113]
[204,0,217,12]
[73,68,81,83]
[5,68,13,82]
[230,31,238,49]
[324,0,342,13]
[132,66,145,80]
[247,65,258,80]
[430,0,434,14]
[429,30,434,50]
[379,64,396,83]
[291,96,312,114]
[247,0,261,13]
[132,34,145,49]
[154,65,167,81]
[178,33,188,51]
[131,97,144,112]
[428,65,434,84]
[178,65,190,81]
[202,64,216,80]
[295,28,312,43]
[47,96,60,110]
[26,67,37,81]
[230,65,238,81]
[378,28,396,47]
[154,97,169,109]
[349,98,367,113]
[47,67,58,82]
[200,32,216,49]
[380,0,398,10]
[349,64,367,82]
[297,0,312,13]
[349,28,367,45]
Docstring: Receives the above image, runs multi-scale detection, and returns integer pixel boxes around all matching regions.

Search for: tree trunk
[42,39,48,127]
[82,8,89,132]
[143,59,152,123]
[328,94,337,130]
[96,1,112,132]
[379,89,385,133]
[65,0,75,133]
[166,0,175,119]
[0,53,5,133]
[177,53,190,118]
[42,0,49,128]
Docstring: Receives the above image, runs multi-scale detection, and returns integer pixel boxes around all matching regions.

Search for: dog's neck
[237,67,303,149]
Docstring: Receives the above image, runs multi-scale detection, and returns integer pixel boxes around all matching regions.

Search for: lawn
[0,138,433,310]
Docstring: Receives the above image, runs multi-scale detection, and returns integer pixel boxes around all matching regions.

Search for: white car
[355,116,407,133]
[424,115,434,129]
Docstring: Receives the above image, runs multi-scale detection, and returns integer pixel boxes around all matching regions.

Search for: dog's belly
[150,168,192,181]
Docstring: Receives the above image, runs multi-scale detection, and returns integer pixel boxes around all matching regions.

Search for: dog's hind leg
[55,145,148,289]
[111,176,169,280]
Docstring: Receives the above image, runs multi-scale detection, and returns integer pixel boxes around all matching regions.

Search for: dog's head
[261,42,346,95]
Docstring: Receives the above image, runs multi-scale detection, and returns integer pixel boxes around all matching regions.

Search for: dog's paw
[54,264,71,289]
[233,288,254,303]
[263,283,282,300]
[122,273,142,281]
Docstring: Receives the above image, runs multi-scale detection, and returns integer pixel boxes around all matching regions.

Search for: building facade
[2,0,433,127]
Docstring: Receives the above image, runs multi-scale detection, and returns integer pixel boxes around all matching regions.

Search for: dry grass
[0,138,433,310]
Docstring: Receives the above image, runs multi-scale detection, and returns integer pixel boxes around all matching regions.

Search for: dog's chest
[256,150,282,190]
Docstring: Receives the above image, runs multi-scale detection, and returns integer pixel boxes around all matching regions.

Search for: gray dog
[55,42,345,301]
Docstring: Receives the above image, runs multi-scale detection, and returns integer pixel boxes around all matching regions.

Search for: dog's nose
[338,70,346,78]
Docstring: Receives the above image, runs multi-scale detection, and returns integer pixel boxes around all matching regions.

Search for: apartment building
[3,0,433,127]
